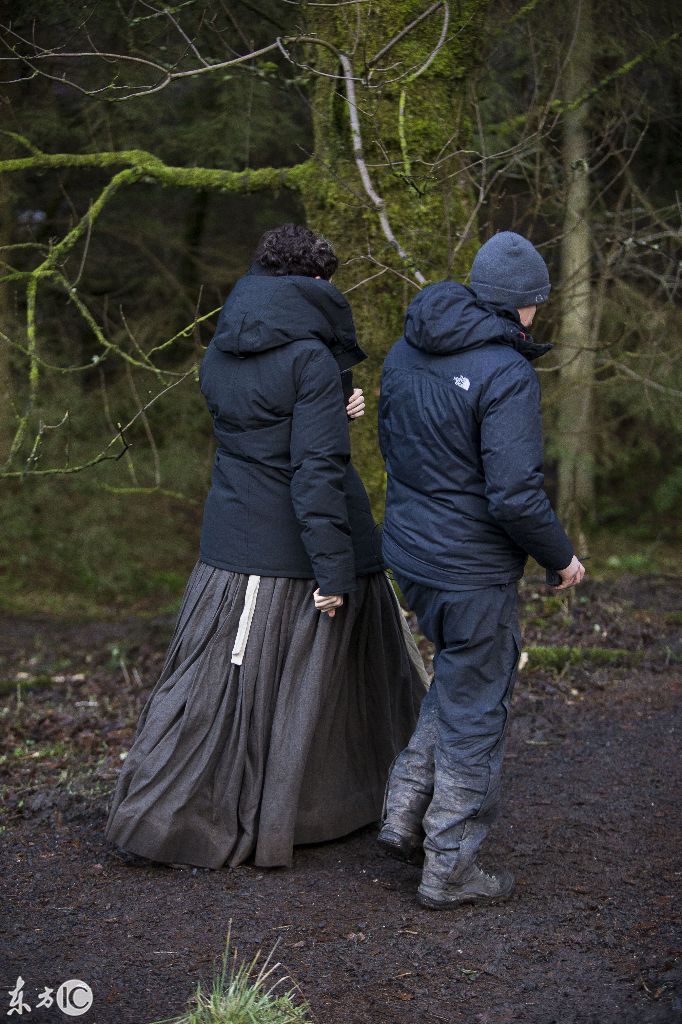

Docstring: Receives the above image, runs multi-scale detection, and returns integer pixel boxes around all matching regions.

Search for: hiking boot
[377,823,425,865]
[417,862,515,910]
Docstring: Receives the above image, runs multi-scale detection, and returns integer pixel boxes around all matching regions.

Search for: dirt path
[1,577,680,1024]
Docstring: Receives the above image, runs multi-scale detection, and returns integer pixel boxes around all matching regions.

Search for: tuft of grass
[148,926,312,1024]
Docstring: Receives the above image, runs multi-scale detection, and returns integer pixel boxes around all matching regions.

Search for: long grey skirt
[104,561,427,869]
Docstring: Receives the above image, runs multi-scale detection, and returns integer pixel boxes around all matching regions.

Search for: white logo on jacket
[453,375,470,391]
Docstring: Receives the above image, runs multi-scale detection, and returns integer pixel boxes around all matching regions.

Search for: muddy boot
[415,746,503,896]
[377,823,425,864]
[417,861,515,909]
[377,685,438,864]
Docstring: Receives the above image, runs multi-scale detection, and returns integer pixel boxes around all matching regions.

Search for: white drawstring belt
[231,574,261,665]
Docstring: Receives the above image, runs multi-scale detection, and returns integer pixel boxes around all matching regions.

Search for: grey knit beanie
[469,231,551,308]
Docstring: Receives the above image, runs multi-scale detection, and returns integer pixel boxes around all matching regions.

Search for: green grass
[524,645,640,672]
[0,465,202,618]
[0,675,57,697]
[149,928,312,1024]
[524,526,682,585]
[0,738,70,765]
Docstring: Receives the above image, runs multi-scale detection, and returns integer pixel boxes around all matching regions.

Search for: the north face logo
[453,375,470,391]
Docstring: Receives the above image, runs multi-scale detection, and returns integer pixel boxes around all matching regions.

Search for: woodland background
[1,0,680,616]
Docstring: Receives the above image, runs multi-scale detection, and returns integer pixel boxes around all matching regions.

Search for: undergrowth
[148,927,312,1024]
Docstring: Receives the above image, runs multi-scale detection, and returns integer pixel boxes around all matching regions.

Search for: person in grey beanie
[376,230,585,909]
[470,230,552,307]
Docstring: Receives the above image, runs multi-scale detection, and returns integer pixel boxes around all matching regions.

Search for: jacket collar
[476,298,553,361]
[403,281,552,361]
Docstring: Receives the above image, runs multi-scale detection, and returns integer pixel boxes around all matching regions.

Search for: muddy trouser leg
[381,680,438,837]
[379,573,444,839]
[410,583,521,894]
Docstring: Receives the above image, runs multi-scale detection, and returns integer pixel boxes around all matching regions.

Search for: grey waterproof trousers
[384,576,522,887]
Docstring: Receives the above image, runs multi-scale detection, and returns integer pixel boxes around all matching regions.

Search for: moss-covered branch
[0,145,314,193]
[0,148,313,470]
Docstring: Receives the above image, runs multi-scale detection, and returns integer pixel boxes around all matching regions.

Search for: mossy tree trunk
[0,190,16,464]
[557,0,595,547]
[302,1,489,511]
[0,4,490,487]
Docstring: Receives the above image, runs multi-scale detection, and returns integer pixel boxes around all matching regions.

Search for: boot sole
[416,886,514,910]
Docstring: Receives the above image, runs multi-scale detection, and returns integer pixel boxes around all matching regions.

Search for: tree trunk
[0,190,16,465]
[557,0,595,546]
[302,1,489,512]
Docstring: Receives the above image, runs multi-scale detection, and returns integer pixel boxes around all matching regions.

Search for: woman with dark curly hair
[104,224,428,870]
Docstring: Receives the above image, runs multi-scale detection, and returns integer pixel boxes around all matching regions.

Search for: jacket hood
[212,263,367,370]
[404,280,552,361]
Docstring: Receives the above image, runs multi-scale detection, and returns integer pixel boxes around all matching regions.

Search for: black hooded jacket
[198,264,383,594]
[378,281,574,588]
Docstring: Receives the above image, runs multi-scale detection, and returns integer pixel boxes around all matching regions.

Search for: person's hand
[346,388,365,420]
[556,555,586,590]
[313,589,344,617]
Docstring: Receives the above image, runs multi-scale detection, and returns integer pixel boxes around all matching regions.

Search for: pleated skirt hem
[104,561,427,869]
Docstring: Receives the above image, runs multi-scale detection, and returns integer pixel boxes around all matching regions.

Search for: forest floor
[0,574,681,1024]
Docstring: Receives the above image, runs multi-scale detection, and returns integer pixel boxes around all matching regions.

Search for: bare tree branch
[0,369,196,479]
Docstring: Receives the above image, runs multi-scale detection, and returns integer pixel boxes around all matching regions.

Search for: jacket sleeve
[290,345,357,595]
[479,361,575,571]
[377,367,388,464]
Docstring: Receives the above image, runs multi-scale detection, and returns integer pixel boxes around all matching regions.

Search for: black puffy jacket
[378,281,574,588]
[198,264,384,594]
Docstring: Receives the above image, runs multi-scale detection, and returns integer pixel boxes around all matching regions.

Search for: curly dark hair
[254,223,339,279]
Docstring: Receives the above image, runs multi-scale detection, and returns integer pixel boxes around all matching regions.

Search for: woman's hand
[313,588,344,618]
[346,388,365,420]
